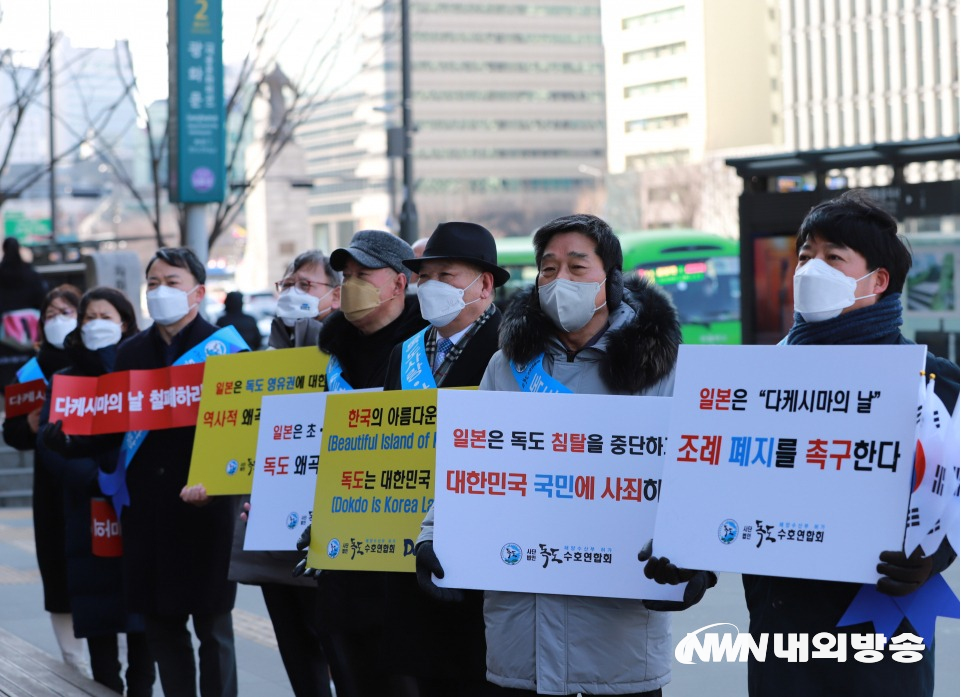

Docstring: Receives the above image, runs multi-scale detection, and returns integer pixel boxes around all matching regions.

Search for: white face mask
[793,259,876,322]
[276,287,330,327]
[43,315,77,348]
[146,285,197,326]
[417,274,481,328]
[538,277,605,333]
[81,319,123,351]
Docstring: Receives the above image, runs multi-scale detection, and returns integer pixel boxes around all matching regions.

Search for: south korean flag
[905,374,958,557]
[937,396,960,555]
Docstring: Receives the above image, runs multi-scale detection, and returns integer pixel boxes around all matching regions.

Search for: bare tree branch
[206,0,388,250]
[0,31,116,211]
[33,1,389,252]
[0,41,55,206]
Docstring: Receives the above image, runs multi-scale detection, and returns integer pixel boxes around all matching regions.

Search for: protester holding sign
[419,214,681,696]
[225,251,341,697]
[385,221,508,695]
[752,192,958,696]
[312,230,427,696]
[42,248,244,697]
[3,284,88,675]
[267,250,341,349]
[321,230,426,388]
[37,287,154,696]
[646,191,960,697]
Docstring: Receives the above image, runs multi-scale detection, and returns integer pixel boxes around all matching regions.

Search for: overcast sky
[0,0,329,102]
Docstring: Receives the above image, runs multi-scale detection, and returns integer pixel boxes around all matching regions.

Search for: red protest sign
[90,497,122,557]
[49,374,98,433]
[3,379,47,418]
[50,363,206,435]
[128,363,205,431]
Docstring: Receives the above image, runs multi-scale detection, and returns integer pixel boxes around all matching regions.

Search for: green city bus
[619,229,741,345]
[495,229,741,344]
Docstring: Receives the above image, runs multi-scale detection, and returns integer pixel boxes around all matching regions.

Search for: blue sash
[16,357,46,385]
[399,327,437,390]
[509,354,572,394]
[325,353,354,392]
[99,325,249,513]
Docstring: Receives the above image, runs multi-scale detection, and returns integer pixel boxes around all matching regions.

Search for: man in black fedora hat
[384,220,509,390]
[382,221,509,696]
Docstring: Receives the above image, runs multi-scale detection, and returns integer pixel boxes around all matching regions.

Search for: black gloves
[38,420,70,454]
[292,524,322,579]
[415,541,464,603]
[877,548,934,596]
[638,539,717,611]
[296,524,311,551]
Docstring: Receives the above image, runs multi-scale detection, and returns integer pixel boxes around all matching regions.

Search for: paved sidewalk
[0,508,295,697]
[0,506,957,696]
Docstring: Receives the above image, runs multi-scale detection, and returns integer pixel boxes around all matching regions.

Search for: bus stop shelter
[727,135,960,361]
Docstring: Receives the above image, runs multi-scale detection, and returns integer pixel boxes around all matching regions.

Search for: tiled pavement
[0,508,294,697]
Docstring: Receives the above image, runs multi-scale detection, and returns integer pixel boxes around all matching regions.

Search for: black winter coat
[110,317,239,616]
[382,307,501,682]
[383,306,501,391]
[216,311,262,352]
[39,343,144,637]
[318,296,428,391]
[743,333,959,697]
[2,343,73,613]
[227,317,325,588]
[314,297,428,637]
[0,258,46,387]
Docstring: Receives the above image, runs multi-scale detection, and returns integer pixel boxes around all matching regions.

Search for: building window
[418,119,605,130]
[412,31,601,44]
[412,60,603,74]
[415,147,606,159]
[625,113,689,132]
[312,223,330,251]
[626,150,690,169]
[623,42,686,64]
[624,77,687,98]
[336,221,355,248]
[622,6,684,30]
[414,3,600,17]
[414,89,604,102]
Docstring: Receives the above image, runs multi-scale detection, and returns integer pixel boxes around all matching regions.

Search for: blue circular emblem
[718,519,738,544]
[500,543,522,566]
[225,459,238,476]
[205,340,227,356]
[327,538,340,559]
[286,512,298,530]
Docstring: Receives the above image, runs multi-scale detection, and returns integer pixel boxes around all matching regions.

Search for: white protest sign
[653,344,926,584]
[244,393,327,551]
[433,389,684,601]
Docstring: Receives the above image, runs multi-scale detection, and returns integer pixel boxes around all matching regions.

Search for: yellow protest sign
[187,347,330,494]
[308,389,437,572]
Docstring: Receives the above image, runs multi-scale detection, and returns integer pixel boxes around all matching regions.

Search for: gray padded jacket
[421,277,680,695]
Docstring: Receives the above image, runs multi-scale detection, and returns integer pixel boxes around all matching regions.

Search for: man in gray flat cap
[311,229,428,696]
[320,229,427,387]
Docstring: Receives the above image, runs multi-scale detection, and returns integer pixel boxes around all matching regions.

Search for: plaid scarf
[427,303,495,386]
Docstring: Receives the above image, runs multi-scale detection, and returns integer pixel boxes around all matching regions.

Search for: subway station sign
[168,0,225,203]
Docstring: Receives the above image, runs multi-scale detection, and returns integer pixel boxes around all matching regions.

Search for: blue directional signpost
[168,0,224,205]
